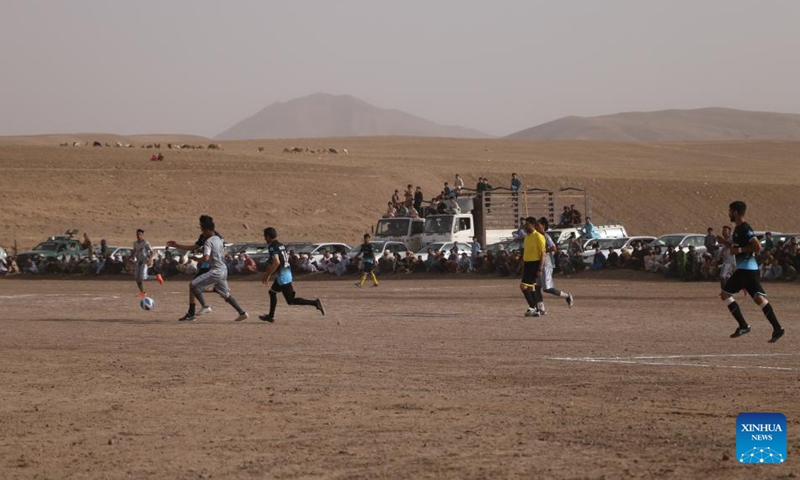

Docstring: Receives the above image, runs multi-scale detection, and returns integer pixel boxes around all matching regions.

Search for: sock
[726,300,748,329]
[559,291,569,298]
[523,289,536,308]
[359,274,366,286]
[268,291,277,317]
[534,285,544,304]
[537,302,545,312]
[760,301,782,331]
[293,297,317,307]
[194,291,207,308]
[136,281,144,292]
[371,272,379,285]
[188,303,196,316]
[226,296,245,315]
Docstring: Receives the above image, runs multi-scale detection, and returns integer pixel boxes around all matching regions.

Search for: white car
[414,241,473,262]
[297,242,352,263]
[581,236,656,265]
[650,234,707,256]
[349,241,412,261]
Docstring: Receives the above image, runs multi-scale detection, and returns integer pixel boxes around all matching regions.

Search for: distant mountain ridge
[506,107,800,141]
[216,93,491,140]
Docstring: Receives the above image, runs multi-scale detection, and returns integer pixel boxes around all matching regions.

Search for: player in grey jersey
[534,217,574,314]
[132,228,163,298]
[170,217,248,322]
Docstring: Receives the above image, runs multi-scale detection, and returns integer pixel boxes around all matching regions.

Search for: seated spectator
[558,206,571,227]
[334,254,350,276]
[225,253,237,274]
[24,257,39,274]
[590,247,605,270]
[458,252,472,273]
[178,256,198,276]
[606,248,620,269]
[239,254,258,275]
[495,251,511,276]
[325,253,340,275]
[298,254,318,273]
[378,251,395,274]
[393,253,408,274]
[383,202,396,218]
[568,233,583,255]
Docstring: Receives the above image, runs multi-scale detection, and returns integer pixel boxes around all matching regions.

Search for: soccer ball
[140,296,155,311]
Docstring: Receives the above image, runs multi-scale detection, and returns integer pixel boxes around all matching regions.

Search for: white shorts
[539,266,554,290]
[720,263,735,280]
[135,262,148,281]
[191,269,229,297]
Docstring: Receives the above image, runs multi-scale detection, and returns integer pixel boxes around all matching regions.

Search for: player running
[258,227,325,323]
[534,217,574,314]
[172,217,248,322]
[131,228,163,298]
[717,201,784,342]
[355,233,379,288]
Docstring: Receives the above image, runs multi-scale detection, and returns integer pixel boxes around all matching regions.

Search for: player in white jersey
[131,229,163,298]
[534,217,574,315]
[170,218,248,322]
[717,225,736,288]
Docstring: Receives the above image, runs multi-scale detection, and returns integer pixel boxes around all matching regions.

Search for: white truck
[373,217,425,251]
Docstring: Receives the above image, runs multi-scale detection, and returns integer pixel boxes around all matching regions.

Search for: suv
[651,233,707,255]
[15,230,87,266]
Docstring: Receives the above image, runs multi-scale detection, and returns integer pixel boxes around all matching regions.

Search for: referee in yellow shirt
[520,216,547,317]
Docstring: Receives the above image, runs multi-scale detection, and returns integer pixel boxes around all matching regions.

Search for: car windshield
[297,244,321,254]
[653,235,684,248]
[375,219,409,237]
[424,216,454,234]
[420,242,446,253]
[33,242,61,252]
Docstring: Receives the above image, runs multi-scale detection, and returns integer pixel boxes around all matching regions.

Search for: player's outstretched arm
[167,241,198,251]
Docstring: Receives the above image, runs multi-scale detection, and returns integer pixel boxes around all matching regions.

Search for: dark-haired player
[520,216,546,317]
[718,201,784,342]
[535,217,574,314]
[355,233,379,288]
[259,227,325,323]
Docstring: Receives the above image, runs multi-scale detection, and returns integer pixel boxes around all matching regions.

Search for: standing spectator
[717,225,736,288]
[582,217,599,240]
[590,246,606,270]
[763,231,774,253]
[704,227,718,255]
[454,173,464,195]
[471,236,482,270]
[391,189,401,209]
[413,186,424,217]
[443,181,456,200]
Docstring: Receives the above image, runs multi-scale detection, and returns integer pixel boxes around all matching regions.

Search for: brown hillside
[507,107,800,141]
[1,136,800,251]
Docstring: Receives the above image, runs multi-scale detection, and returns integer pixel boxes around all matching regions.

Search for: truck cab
[373,217,425,251]
[420,214,476,246]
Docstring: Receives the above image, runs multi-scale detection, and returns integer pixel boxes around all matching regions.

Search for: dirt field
[1,274,797,479]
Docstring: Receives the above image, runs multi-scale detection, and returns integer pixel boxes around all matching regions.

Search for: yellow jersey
[523,230,546,262]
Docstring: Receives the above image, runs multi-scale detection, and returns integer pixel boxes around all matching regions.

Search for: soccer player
[355,233,379,288]
[167,214,222,308]
[535,217,574,314]
[131,229,163,297]
[258,227,325,323]
[718,201,784,342]
[173,217,247,322]
[520,216,546,317]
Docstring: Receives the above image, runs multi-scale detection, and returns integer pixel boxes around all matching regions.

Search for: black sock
[761,303,782,331]
[523,289,536,308]
[188,303,196,316]
[534,285,544,304]
[194,291,207,308]
[727,301,748,329]
[293,297,316,307]
[226,296,245,315]
[136,281,143,292]
[268,291,277,317]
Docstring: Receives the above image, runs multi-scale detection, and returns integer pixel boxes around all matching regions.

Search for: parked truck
[373,217,425,251]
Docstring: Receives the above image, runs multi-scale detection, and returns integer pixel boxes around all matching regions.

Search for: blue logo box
[736,412,786,464]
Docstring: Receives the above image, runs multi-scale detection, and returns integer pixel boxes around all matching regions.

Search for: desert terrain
[0,274,798,479]
[1,136,800,478]
[2,136,800,251]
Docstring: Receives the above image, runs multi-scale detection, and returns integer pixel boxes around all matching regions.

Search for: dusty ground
[3,136,800,251]
[1,273,798,479]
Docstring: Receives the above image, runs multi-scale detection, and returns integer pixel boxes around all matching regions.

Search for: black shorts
[363,261,375,273]
[270,280,296,303]
[521,261,540,287]
[722,269,766,297]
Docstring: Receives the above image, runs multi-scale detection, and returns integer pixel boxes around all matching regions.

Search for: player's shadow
[31,317,167,324]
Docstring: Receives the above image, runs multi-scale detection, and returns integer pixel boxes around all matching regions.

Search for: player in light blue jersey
[259,227,325,323]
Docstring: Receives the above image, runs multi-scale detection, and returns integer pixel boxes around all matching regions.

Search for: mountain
[216,93,490,140]
[506,107,800,141]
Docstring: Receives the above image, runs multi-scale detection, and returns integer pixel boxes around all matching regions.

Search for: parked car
[650,234,707,255]
[226,243,268,256]
[296,242,352,263]
[484,238,523,255]
[15,230,88,266]
[0,246,7,263]
[413,241,473,262]
[581,236,656,265]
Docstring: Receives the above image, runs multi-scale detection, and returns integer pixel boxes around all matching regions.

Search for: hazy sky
[2,1,799,137]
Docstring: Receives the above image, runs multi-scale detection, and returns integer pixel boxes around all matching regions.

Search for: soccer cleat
[566,294,574,308]
[234,312,249,322]
[730,326,751,338]
[258,314,275,323]
[355,282,362,288]
[539,309,547,316]
[178,313,196,322]
[372,283,379,287]
[524,308,540,317]
[768,328,785,343]
[156,274,164,285]
[316,299,325,316]
[197,306,212,316]
[137,291,147,298]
